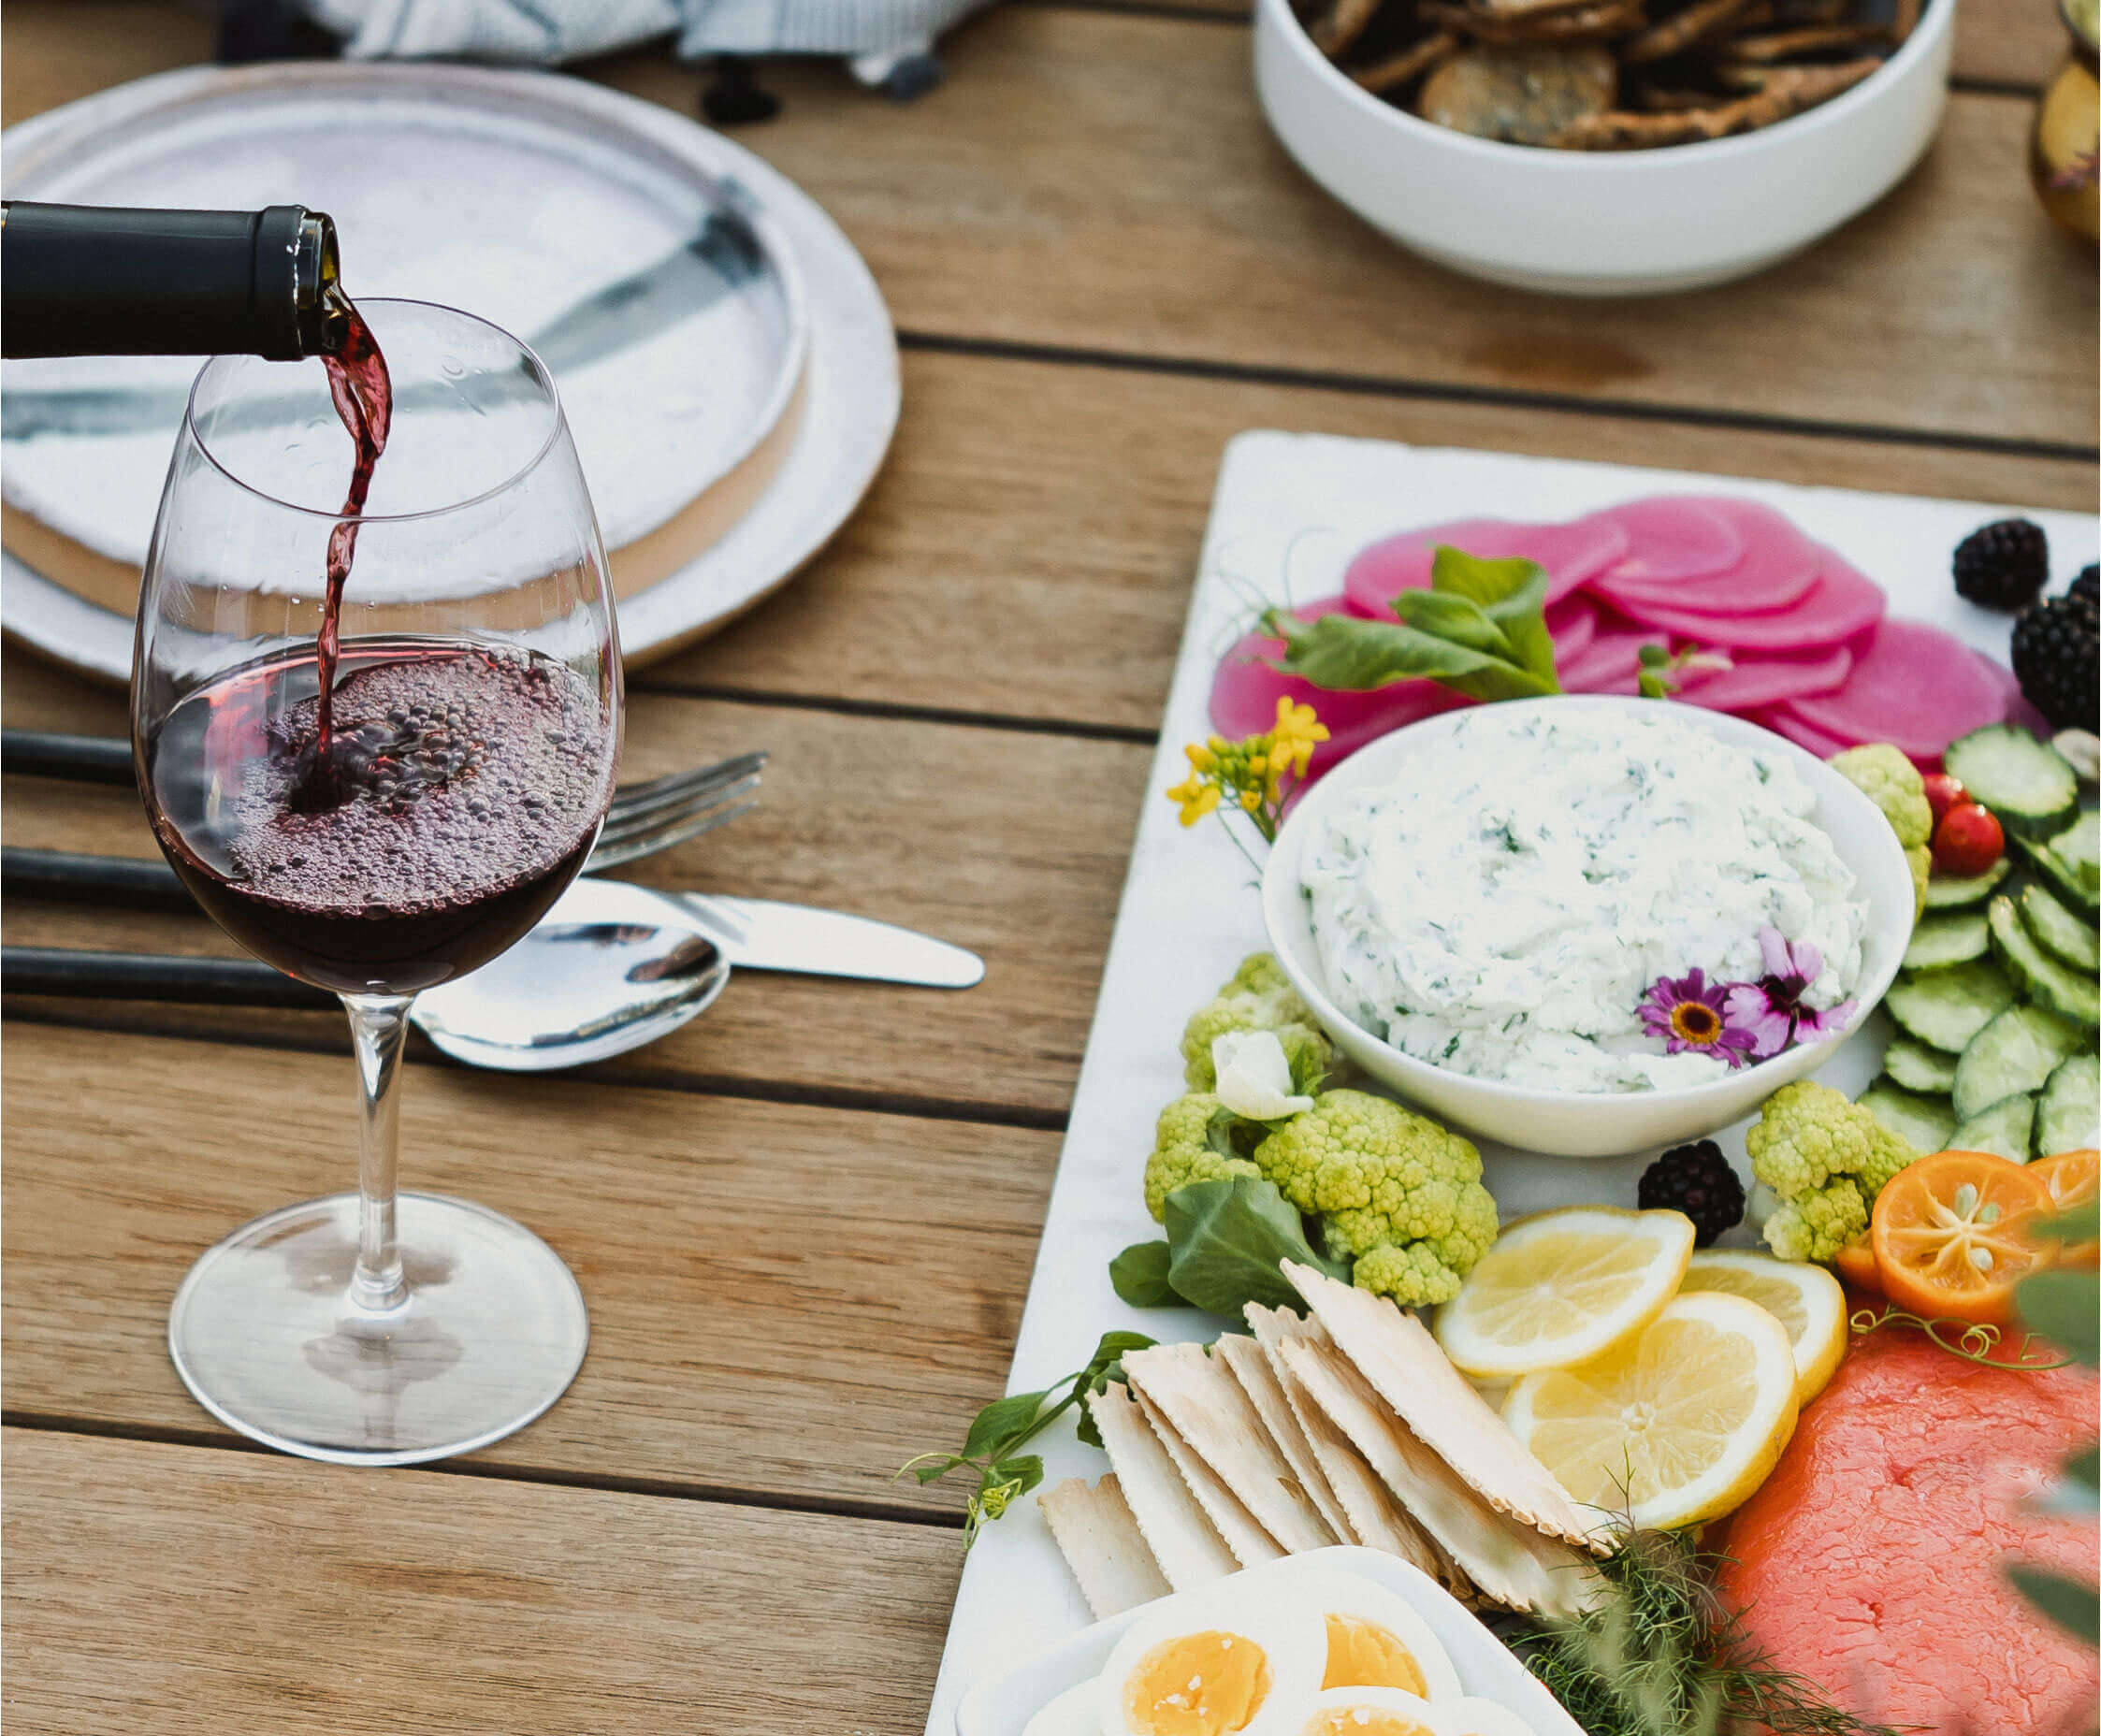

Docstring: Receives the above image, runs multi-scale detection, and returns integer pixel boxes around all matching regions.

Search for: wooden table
[2,4,2093,1729]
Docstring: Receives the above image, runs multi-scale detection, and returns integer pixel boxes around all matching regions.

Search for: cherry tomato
[1920,773,1967,828]
[1933,801,2005,877]
[1870,1150,2053,1326]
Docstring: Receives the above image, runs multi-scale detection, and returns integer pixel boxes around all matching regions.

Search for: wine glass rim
[181,297,569,526]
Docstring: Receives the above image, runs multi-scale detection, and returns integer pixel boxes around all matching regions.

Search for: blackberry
[2072,564,2098,616]
[1637,1140,1746,1247]
[1952,518,2050,611]
[2012,592,2099,731]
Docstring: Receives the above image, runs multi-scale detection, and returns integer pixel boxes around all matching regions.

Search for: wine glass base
[167,1192,587,1468]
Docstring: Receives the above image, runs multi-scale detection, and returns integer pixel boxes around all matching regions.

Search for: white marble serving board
[923,433,2098,1736]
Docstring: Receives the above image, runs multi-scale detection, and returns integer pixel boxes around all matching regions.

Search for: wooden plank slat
[1,1427,961,1735]
[590,14,2095,447]
[0,1021,1053,1506]
[2,672,1152,1116]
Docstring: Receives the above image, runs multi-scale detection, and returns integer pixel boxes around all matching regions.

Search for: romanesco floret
[1830,745,1933,849]
[1181,952,1339,1092]
[1746,1079,1920,1264]
[1144,1092,1260,1222]
[1251,1089,1497,1306]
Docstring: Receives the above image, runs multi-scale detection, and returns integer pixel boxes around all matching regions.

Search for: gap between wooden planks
[0,1021,1056,1512]
[1,1426,962,1735]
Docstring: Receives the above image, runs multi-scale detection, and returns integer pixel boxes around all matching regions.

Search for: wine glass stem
[342,991,415,1314]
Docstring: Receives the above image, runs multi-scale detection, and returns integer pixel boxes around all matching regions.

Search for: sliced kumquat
[2030,1149,2099,1266]
[1870,1150,2055,1327]
[1833,1235,1882,1297]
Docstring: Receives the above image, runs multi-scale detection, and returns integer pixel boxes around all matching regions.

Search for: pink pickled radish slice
[1748,704,1857,759]
[1779,618,2010,760]
[1209,597,1467,776]
[1594,499,1822,617]
[1556,629,1651,694]
[1341,514,1629,616]
[1601,549,1884,650]
[1547,596,1600,662]
[1591,496,1745,583]
[1674,644,1854,713]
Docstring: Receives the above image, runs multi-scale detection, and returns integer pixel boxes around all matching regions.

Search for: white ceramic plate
[0,63,900,678]
[954,1548,1585,1736]
[1262,695,1918,1157]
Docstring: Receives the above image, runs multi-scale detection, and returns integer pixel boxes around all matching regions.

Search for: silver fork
[587,750,766,870]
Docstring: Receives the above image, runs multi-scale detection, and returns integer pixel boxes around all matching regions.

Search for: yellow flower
[1166,774,1221,826]
[1240,788,1262,813]
[1268,698,1329,775]
[1185,742,1216,774]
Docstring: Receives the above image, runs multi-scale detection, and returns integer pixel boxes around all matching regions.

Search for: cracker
[1350,30,1462,94]
[1038,1474,1174,1620]
[1279,1336,1600,1616]
[1418,44,1619,142]
[1210,1331,1358,1545]
[1124,1342,1340,1553]
[1244,1306,1450,1580]
[1086,1383,1239,1590]
[1131,1388,1287,1570]
[1282,1263,1599,1551]
[1311,0,1384,57]
[1727,22,1887,58]
[1620,0,1758,62]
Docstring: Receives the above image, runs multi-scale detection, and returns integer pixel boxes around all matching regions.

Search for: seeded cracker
[1037,1474,1174,1619]
[1209,1331,1359,1545]
[1131,1388,1286,1569]
[1279,1336,1601,1617]
[1123,1342,1340,1553]
[1418,44,1618,143]
[1282,1263,1603,1553]
[1244,1305,1450,1579]
[1086,1383,1239,1590]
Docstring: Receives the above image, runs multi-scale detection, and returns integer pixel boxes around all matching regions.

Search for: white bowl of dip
[1262,695,1916,1157]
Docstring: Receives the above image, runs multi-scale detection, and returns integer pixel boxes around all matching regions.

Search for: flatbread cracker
[1132,1388,1287,1570]
[1086,1384,1239,1590]
[1037,1473,1173,1619]
[1283,1262,1600,1551]
[1279,1336,1599,1617]
[1124,1342,1339,1553]
[1210,1332,1357,1545]
[1244,1306,1449,1581]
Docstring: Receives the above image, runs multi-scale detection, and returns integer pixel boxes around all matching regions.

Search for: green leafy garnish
[1514,1527,1911,1736]
[1260,546,1561,703]
[1847,1304,2075,1372]
[2008,1219,2099,1642]
[895,1329,1153,1544]
[1111,1175,1350,1319]
[1636,642,1733,700]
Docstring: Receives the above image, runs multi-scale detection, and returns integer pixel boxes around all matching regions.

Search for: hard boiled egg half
[1097,1580,1327,1736]
[1284,1570,1461,1703]
[1297,1687,1534,1736]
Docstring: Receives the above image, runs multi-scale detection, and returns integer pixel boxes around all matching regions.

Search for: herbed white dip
[1302,706,1865,1093]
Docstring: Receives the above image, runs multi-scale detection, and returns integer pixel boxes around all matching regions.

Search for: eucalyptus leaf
[2007,1564,2101,1641]
[1109,1238,1179,1309]
[2016,1266,2101,1367]
[1162,1176,1352,1318]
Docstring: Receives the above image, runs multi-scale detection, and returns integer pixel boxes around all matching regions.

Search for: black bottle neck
[0,201,347,361]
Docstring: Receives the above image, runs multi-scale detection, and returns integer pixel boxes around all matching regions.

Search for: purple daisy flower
[1723,927,1858,1062]
[1638,966,1760,1067]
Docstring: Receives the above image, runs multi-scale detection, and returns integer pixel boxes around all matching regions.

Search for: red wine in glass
[312,284,392,769]
[145,640,612,995]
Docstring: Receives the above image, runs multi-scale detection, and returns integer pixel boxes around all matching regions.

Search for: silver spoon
[412,881,729,1071]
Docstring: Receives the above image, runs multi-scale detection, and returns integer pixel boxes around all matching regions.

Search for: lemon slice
[1501,1291,1800,1531]
[1677,1248,1848,1406]
[1432,1207,1695,1379]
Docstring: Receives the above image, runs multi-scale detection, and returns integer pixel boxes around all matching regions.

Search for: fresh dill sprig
[1513,1528,1914,1736]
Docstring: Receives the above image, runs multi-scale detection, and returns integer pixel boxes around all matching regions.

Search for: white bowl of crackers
[1253,0,1955,294]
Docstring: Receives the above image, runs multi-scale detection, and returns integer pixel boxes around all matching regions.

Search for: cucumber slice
[2015,832,2097,919]
[1861,1081,1958,1154]
[2021,882,2101,975]
[1924,858,2012,910]
[2049,809,2100,901]
[1902,912,1991,973]
[1949,1092,2037,1163]
[1987,894,2100,1029]
[1882,1035,1959,1096]
[1883,959,2020,1054]
[2037,1053,2101,1157]
[1951,1004,2083,1121]
[1945,726,2080,835]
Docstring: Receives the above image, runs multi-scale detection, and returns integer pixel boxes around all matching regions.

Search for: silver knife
[550,876,984,990]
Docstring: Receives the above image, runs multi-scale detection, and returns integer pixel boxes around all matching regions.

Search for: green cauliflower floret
[1144,1092,1260,1222]
[1746,1080,1920,1264]
[1905,844,1933,920]
[1251,1089,1497,1307]
[1830,744,1933,849]
[1181,952,1339,1092]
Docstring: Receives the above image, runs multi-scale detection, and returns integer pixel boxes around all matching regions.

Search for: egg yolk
[1321,1615,1427,1696]
[1300,1711,1436,1736]
[1121,1631,1273,1736]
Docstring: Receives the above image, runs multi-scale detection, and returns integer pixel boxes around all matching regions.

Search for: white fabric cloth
[301,0,991,60]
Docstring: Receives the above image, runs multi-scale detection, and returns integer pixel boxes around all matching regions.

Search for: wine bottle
[0,200,348,360]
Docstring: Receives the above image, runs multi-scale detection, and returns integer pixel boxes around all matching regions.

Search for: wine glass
[132,299,622,1466]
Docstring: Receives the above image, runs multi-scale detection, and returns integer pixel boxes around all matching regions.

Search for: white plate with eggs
[955,1550,1581,1736]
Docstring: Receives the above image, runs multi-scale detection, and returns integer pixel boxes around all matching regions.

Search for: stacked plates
[1,63,901,680]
